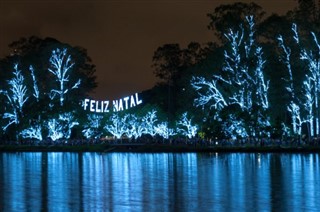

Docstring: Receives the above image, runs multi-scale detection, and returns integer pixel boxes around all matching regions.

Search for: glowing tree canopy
[21,125,43,141]
[101,109,184,140]
[9,64,29,112]
[82,114,103,139]
[1,64,29,131]
[123,114,141,139]
[155,122,176,139]
[141,109,158,137]
[191,16,270,139]
[104,113,127,139]
[101,109,180,140]
[278,23,320,137]
[177,112,198,139]
[47,119,64,141]
[59,112,79,139]
[192,16,269,111]
[222,114,248,140]
[46,112,79,141]
[48,48,81,106]
[29,65,39,102]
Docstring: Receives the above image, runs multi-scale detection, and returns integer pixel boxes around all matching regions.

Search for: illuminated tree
[0,37,96,140]
[29,65,39,102]
[21,124,43,141]
[59,112,79,139]
[177,112,198,139]
[300,30,320,137]
[104,113,127,139]
[46,112,78,141]
[5,36,97,108]
[1,100,18,132]
[278,23,320,137]
[82,114,103,139]
[48,48,81,106]
[8,64,29,112]
[303,74,314,137]
[155,122,176,139]
[47,119,63,141]
[278,30,302,136]
[191,16,270,138]
[123,114,144,139]
[222,114,248,140]
[1,64,29,131]
[141,109,158,137]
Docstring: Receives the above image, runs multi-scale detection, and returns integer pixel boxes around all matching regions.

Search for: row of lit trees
[0,37,97,141]
[278,23,320,139]
[83,111,197,141]
[0,47,82,140]
[148,1,320,141]
[20,109,198,142]
[0,45,198,142]
[191,16,270,139]
[191,15,320,140]
[1,49,81,131]
[1,21,319,142]
[2,1,320,141]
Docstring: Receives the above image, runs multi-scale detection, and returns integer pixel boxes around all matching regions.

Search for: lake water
[0,152,319,211]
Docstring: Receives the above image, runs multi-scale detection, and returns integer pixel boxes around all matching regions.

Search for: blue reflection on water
[0,152,319,211]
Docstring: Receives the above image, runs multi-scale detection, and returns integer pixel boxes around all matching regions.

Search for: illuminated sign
[83,92,143,113]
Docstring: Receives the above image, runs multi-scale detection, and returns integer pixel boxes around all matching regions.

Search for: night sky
[0,0,296,100]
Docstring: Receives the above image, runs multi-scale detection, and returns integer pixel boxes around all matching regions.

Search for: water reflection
[0,153,319,211]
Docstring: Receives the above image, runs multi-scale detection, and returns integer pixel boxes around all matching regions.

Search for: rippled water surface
[0,152,319,211]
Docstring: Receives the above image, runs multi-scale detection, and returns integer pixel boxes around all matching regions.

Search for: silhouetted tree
[207,2,265,41]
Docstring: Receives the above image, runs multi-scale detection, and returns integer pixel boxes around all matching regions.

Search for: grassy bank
[1,143,320,153]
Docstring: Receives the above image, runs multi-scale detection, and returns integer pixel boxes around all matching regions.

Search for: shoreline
[1,143,320,153]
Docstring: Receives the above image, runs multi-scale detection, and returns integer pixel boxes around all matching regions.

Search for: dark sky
[0,0,296,100]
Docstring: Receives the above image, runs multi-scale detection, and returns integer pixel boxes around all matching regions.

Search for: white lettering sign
[83,92,143,113]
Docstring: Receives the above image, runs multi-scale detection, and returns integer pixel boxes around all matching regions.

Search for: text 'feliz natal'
[83,93,143,113]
